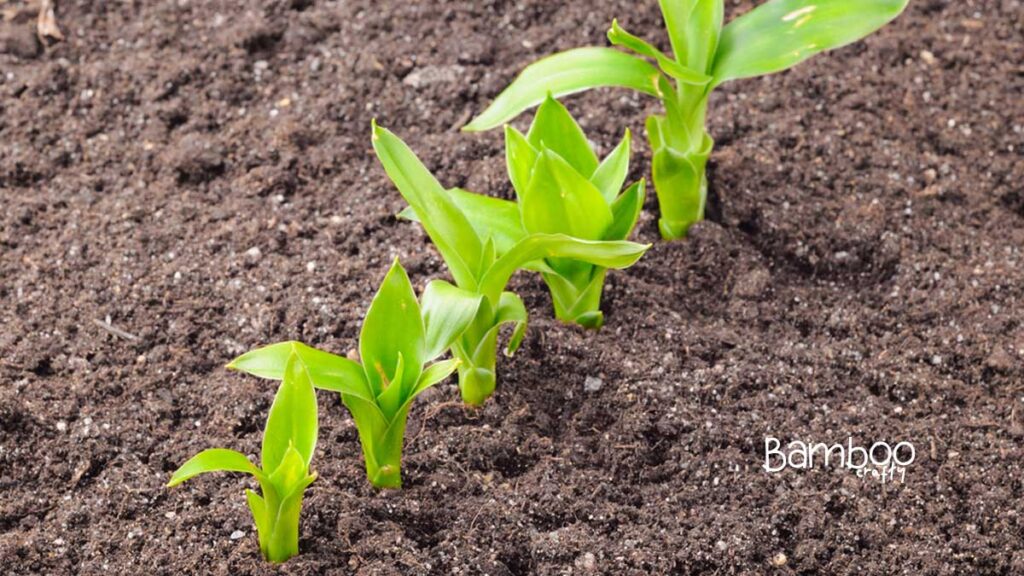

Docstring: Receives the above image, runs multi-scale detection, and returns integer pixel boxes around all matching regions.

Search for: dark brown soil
[2,0,1023,574]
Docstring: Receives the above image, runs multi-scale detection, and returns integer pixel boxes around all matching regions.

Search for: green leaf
[264,474,314,562]
[521,150,613,241]
[496,292,528,356]
[542,266,608,329]
[167,448,261,487]
[658,0,696,64]
[227,341,305,379]
[375,352,406,418]
[414,358,460,396]
[267,444,309,490]
[657,1,725,73]
[575,310,605,330]
[479,233,649,310]
[544,271,577,319]
[228,341,375,402]
[655,76,702,149]
[340,394,391,480]
[457,365,497,406]
[607,19,712,84]
[262,353,318,472]
[606,180,646,241]
[590,129,632,204]
[683,0,724,73]
[372,401,416,488]
[421,280,484,361]
[372,122,483,290]
[477,235,497,280]
[607,19,672,69]
[650,135,712,239]
[463,48,661,132]
[567,269,609,321]
[646,114,666,153]
[505,126,538,198]
[401,188,526,257]
[278,471,317,504]
[713,0,909,84]
[544,264,606,323]
[527,96,599,178]
[361,260,425,395]
[306,357,372,401]
[245,489,269,549]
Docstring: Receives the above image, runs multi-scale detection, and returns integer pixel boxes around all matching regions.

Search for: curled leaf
[167,448,261,487]
[464,48,661,132]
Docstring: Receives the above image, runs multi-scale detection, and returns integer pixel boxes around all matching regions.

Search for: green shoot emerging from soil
[372,121,650,405]
[167,350,318,564]
[401,96,645,329]
[464,0,910,239]
[228,260,481,488]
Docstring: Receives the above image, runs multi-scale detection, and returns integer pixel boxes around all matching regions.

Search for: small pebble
[771,552,788,567]
[402,65,464,88]
[574,552,596,571]
[920,50,937,65]
[230,530,245,540]
[584,376,604,393]
[985,347,1013,372]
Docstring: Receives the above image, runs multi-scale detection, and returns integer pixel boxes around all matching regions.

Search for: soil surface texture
[1,0,1023,574]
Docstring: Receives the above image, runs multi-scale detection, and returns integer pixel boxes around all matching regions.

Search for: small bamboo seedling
[464,0,910,239]
[167,351,318,563]
[402,95,644,329]
[228,260,482,488]
[372,121,650,405]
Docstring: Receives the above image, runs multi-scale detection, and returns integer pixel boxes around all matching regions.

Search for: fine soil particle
[1,1,1022,575]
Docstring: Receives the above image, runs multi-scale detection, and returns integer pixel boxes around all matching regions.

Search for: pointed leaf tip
[360,260,425,396]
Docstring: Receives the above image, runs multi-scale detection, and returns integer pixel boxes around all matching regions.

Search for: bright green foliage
[167,351,318,563]
[372,121,649,405]
[403,96,644,328]
[464,0,909,239]
[227,260,481,488]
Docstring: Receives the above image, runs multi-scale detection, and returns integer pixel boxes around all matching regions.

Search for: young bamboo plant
[167,351,318,563]
[226,260,482,488]
[401,95,644,329]
[372,121,650,405]
[464,0,910,239]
